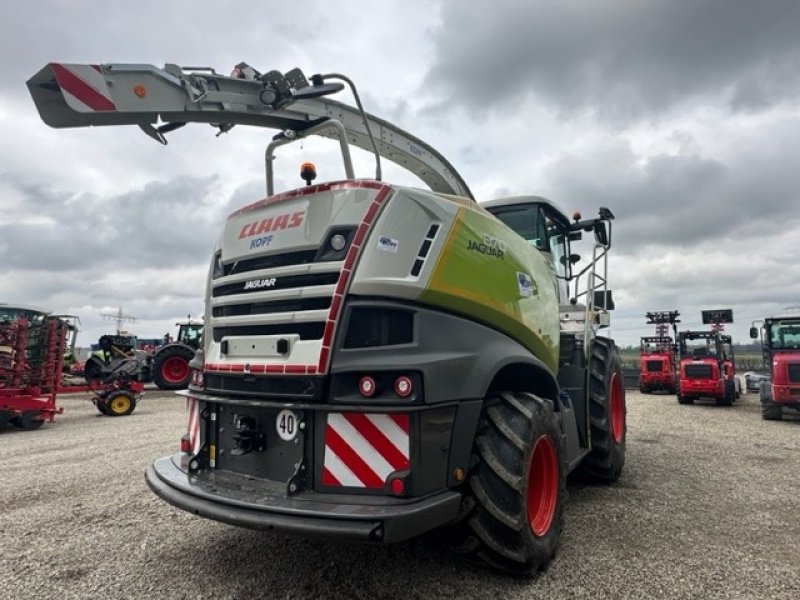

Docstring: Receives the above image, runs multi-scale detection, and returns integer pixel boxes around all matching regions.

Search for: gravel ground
[2,389,799,599]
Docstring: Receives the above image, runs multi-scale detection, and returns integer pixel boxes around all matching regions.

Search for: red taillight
[394,376,412,398]
[358,375,377,397]
[389,477,405,496]
[180,435,191,454]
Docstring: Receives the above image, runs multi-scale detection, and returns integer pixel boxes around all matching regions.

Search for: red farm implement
[0,314,144,430]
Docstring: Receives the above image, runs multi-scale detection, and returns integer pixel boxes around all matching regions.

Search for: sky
[2,0,800,348]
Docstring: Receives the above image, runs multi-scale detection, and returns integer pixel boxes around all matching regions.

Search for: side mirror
[749,327,758,339]
[594,221,608,246]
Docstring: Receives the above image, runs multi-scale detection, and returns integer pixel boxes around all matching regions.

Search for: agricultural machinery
[639,311,680,394]
[28,60,627,574]
[151,320,203,390]
[750,311,800,420]
[84,334,147,385]
[677,309,739,406]
[1,304,146,429]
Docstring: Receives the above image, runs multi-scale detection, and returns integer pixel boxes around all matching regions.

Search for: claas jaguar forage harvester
[28,60,626,574]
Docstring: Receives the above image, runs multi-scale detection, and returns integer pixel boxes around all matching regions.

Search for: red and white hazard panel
[186,397,201,456]
[51,63,116,112]
[322,413,410,488]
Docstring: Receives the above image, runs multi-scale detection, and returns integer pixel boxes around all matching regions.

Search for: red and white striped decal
[186,397,201,455]
[51,63,116,112]
[322,412,410,488]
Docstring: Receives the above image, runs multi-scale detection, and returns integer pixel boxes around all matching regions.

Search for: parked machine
[750,311,800,420]
[1,305,145,428]
[28,60,626,574]
[677,309,738,406]
[84,334,146,385]
[151,319,203,390]
[639,311,680,394]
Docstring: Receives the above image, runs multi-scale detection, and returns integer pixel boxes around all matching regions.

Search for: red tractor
[639,311,680,394]
[750,314,800,420]
[151,320,203,390]
[677,331,739,406]
[639,337,677,393]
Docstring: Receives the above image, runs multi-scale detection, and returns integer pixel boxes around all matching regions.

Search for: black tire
[17,410,45,430]
[762,403,782,420]
[639,384,649,394]
[576,337,626,483]
[0,410,10,428]
[760,383,781,420]
[717,380,734,406]
[84,355,105,384]
[677,394,694,405]
[95,397,110,416]
[104,390,136,417]
[152,344,195,390]
[444,391,566,575]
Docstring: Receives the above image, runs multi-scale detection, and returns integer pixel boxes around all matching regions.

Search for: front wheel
[445,391,566,575]
[576,337,626,482]
[104,390,136,417]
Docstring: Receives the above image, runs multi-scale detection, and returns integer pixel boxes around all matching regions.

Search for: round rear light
[394,376,413,398]
[389,477,405,495]
[358,375,377,397]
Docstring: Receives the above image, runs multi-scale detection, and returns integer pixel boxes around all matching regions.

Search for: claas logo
[238,210,305,239]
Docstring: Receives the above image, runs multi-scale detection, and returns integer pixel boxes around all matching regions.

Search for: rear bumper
[770,384,800,405]
[146,455,462,543]
[679,380,723,396]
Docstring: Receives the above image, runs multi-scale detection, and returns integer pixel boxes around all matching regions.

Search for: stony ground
[1,388,799,599]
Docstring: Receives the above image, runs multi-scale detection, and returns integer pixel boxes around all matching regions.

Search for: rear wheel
[576,337,626,482]
[84,355,105,384]
[13,410,45,430]
[677,394,694,405]
[445,391,566,575]
[0,410,10,428]
[152,345,195,390]
[762,404,782,420]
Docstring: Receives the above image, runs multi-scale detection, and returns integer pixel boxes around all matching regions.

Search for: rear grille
[213,297,331,317]
[213,272,339,298]
[223,249,318,276]
[787,363,800,383]
[646,360,663,372]
[685,364,712,379]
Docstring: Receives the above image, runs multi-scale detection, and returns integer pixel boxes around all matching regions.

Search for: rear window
[646,360,664,372]
[685,364,712,379]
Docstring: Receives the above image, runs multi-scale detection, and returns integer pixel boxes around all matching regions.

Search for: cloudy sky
[2,0,800,348]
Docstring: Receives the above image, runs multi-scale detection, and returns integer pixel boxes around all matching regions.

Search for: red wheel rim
[162,357,189,383]
[609,372,625,444]
[527,435,558,537]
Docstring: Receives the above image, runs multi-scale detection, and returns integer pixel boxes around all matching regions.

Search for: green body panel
[418,204,560,373]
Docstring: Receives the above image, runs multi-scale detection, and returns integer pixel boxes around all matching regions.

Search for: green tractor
[151,320,203,390]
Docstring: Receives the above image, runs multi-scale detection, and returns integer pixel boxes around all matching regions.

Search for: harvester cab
[28,60,626,575]
[639,310,680,394]
[749,311,800,420]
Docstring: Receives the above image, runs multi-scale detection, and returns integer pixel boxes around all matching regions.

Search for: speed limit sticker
[276,410,300,441]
